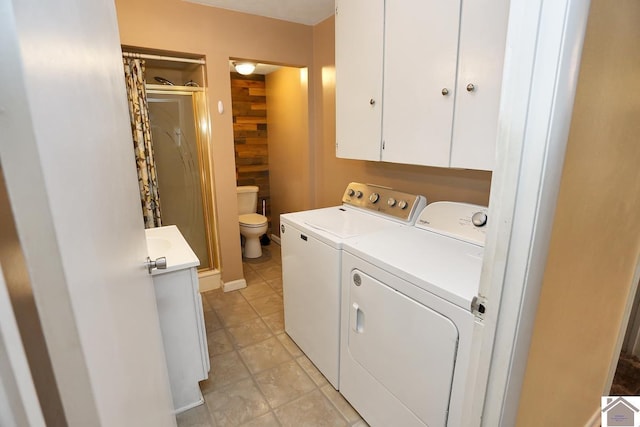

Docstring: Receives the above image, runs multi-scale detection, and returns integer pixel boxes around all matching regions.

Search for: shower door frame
[147,86,220,273]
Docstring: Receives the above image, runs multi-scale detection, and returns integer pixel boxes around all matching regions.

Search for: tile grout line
[207,278,298,424]
[231,281,332,424]
[196,244,360,427]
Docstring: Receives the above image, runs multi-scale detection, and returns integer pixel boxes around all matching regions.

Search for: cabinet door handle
[466,83,476,92]
[369,98,376,105]
[441,88,449,96]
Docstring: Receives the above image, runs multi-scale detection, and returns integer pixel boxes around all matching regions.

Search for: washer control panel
[341,182,426,223]
[415,201,489,246]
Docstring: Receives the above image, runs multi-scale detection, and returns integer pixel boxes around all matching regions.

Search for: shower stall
[147,90,214,269]
[123,50,219,276]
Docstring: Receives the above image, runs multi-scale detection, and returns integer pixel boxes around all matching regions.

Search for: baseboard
[270,234,281,245]
[173,393,204,415]
[585,407,600,427]
[198,269,221,293]
[222,278,246,293]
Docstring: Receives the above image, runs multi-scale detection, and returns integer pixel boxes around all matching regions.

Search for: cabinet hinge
[335,5,338,15]
[471,295,487,318]
[382,140,385,150]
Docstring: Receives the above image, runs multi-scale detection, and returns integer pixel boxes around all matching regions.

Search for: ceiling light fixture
[234,62,256,75]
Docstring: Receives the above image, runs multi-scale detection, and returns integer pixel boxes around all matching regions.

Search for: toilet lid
[239,213,267,227]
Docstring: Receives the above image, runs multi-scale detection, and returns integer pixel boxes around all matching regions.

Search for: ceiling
[229,61,282,75]
[184,0,335,26]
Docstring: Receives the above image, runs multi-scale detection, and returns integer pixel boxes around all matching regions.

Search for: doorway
[230,60,311,245]
[611,277,640,395]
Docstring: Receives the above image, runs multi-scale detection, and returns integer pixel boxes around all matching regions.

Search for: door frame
[0,1,101,422]
[0,163,57,426]
[475,0,592,424]
[0,264,45,427]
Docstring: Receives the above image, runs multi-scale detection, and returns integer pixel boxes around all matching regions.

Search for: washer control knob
[369,193,380,203]
[355,191,363,199]
[398,200,409,210]
[472,211,488,227]
[347,188,355,197]
[387,197,397,207]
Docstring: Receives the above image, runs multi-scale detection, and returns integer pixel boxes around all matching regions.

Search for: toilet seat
[239,213,267,227]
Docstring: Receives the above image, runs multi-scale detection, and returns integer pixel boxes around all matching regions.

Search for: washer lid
[239,213,267,226]
[303,211,398,239]
[415,202,488,247]
[281,206,403,243]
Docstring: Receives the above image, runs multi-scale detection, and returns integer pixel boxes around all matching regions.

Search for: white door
[0,0,175,425]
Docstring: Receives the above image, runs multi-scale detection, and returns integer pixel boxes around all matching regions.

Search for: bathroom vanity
[145,225,210,413]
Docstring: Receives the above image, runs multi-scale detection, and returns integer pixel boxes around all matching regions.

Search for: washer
[281,182,426,389]
[339,201,489,427]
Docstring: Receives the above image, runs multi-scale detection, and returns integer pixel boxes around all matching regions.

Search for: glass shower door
[147,92,211,269]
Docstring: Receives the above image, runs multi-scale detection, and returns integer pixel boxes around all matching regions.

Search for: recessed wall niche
[231,72,271,234]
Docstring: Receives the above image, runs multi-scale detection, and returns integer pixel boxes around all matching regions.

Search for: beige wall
[310,17,492,209]
[115,0,313,283]
[116,3,492,282]
[266,67,311,235]
[516,0,640,424]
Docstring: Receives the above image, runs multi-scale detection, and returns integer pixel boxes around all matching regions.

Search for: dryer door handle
[351,303,364,333]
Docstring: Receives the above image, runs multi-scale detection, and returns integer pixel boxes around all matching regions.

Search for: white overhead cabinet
[335,0,509,171]
[335,0,385,161]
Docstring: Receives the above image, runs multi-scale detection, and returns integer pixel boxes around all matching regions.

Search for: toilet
[237,186,268,259]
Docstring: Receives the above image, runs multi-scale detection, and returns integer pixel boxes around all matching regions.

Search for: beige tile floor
[176,243,368,427]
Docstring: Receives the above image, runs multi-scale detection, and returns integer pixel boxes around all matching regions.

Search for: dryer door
[346,269,459,426]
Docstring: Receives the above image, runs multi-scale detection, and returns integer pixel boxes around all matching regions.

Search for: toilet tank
[237,186,259,215]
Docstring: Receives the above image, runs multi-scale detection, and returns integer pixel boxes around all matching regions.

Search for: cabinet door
[335,0,384,161]
[450,0,510,170]
[381,0,461,167]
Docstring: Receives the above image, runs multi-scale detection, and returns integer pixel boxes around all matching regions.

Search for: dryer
[281,183,426,388]
[339,202,489,427]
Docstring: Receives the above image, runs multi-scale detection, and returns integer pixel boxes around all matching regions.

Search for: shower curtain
[123,57,162,228]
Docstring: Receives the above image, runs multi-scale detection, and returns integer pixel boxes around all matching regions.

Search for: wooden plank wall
[231,72,271,234]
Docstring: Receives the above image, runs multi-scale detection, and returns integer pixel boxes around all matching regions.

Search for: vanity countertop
[145,225,200,274]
